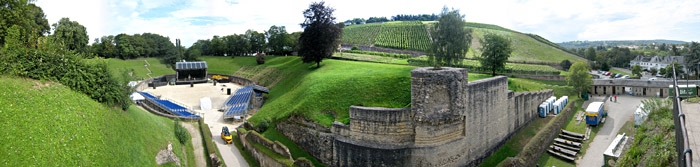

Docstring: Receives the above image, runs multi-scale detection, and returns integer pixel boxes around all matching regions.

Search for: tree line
[343,14,439,26]
[188,26,301,58]
[0,0,130,110]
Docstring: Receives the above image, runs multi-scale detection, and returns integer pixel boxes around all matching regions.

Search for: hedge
[198,119,225,167]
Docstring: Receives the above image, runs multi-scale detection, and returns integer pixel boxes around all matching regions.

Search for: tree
[478,33,511,76]
[601,62,610,71]
[686,42,700,78]
[650,68,658,76]
[586,47,596,61]
[672,45,680,56]
[265,25,290,55]
[659,67,667,76]
[665,62,684,78]
[246,30,266,54]
[0,0,50,47]
[51,17,89,52]
[631,65,642,77]
[429,7,471,69]
[567,61,593,97]
[560,60,572,71]
[298,1,343,68]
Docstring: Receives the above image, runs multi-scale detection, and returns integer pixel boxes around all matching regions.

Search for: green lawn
[0,76,193,166]
[262,125,325,167]
[84,57,175,81]
[610,68,633,77]
[199,56,259,75]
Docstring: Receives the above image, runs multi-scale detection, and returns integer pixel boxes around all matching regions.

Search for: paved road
[182,122,207,167]
[682,101,700,166]
[578,95,646,167]
[202,110,249,167]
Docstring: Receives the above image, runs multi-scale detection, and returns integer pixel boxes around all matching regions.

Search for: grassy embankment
[0,76,194,166]
[84,58,175,81]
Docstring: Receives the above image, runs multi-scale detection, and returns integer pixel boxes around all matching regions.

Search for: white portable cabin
[553,96,569,115]
[546,96,557,114]
[539,103,548,118]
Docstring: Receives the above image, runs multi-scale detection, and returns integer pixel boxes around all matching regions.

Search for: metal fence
[672,64,693,166]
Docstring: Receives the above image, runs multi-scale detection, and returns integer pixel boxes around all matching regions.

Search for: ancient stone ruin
[277,67,553,166]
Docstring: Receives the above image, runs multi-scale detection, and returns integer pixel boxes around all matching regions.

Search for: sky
[36,0,700,47]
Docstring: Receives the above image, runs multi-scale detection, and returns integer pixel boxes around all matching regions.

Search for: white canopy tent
[130,92,145,101]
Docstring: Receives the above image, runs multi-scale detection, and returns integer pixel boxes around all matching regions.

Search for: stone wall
[237,130,312,167]
[276,117,335,165]
[276,67,554,167]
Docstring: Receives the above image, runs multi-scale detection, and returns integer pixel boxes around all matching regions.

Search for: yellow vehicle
[212,75,229,80]
[221,126,232,144]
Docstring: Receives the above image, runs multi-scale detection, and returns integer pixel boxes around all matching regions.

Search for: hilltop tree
[298,1,343,68]
[567,61,593,97]
[246,30,266,54]
[0,0,50,47]
[650,68,658,76]
[478,34,511,76]
[429,7,471,69]
[51,17,89,53]
[631,65,642,77]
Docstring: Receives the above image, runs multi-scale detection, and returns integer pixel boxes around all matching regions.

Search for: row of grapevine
[341,24,382,45]
[343,50,411,59]
[407,59,561,75]
[374,21,432,51]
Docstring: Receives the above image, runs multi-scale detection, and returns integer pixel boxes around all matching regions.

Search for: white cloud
[36,0,700,47]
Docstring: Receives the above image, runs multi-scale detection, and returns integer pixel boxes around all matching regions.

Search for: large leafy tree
[686,42,700,78]
[567,61,593,97]
[51,17,88,52]
[0,0,49,47]
[265,25,290,55]
[246,30,266,54]
[298,1,343,68]
[478,33,512,76]
[429,7,471,68]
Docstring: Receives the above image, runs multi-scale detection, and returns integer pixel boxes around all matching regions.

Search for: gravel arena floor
[143,82,250,167]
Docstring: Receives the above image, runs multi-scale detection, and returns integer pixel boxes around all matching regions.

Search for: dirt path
[182,122,207,167]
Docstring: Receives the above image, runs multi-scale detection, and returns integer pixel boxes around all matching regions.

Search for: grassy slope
[467,27,581,64]
[342,21,583,64]
[0,76,192,166]
[85,58,175,80]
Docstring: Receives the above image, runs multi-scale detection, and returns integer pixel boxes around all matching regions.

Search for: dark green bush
[174,119,190,144]
[257,118,270,133]
[351,46,360,50]
[0,37,131,110]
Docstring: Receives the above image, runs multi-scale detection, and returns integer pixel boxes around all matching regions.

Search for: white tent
[130,92,145,101]
[200,97,212,110]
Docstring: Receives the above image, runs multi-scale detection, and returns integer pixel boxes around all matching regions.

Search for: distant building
[629,55,686,72]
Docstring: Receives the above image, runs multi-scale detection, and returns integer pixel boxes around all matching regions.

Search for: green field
[0,76,194,166]
[342,21,583,64]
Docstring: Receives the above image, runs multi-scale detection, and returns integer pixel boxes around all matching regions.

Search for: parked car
[615,74,622,78]
[622,75,630,79]
[649,78,657,81]
[604,72,611,76]
[656,73,664,77]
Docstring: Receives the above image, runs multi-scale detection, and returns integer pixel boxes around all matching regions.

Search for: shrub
[174,119,190,144]
[257,118,271,132]
[256,53,266,64]
[351,46,360,50]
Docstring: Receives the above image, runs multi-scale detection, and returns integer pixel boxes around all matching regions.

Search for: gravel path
[182,122,207,167]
